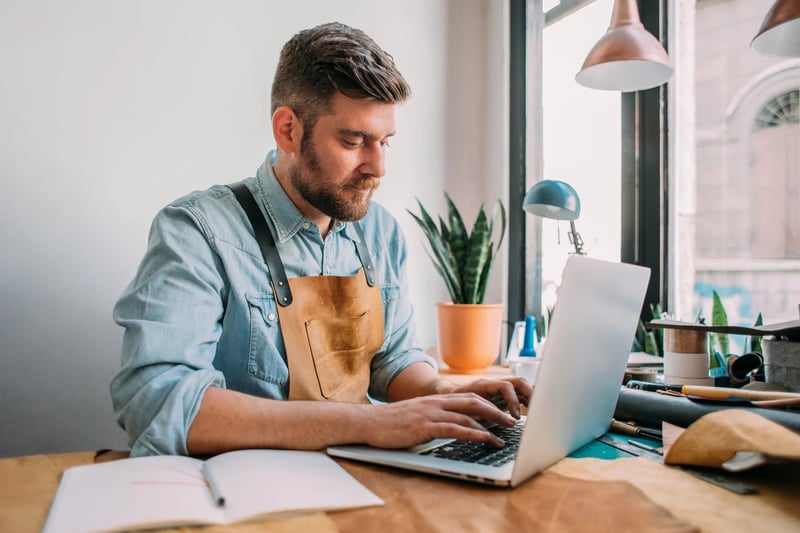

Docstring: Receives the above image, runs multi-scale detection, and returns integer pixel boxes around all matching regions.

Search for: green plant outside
[634,302,663,356]
[708,290,764,368]
[407,193,506,305]
[710,290,730,363]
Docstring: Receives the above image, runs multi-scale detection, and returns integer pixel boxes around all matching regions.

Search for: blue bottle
[519,315,537,358]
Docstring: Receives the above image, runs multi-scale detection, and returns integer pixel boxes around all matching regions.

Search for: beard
[289,137,380,222]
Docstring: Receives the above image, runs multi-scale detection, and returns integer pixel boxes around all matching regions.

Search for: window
[514,1,798,346]
[674,0,800,349]
[541,0,621,310]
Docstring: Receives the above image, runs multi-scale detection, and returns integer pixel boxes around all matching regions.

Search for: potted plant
[407,193,506,373]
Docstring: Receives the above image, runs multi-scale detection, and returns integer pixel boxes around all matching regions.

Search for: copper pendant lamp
[576,0,673,92]
[751,0,800,57]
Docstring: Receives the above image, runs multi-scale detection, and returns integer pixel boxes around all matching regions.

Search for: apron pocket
[305,311,371,399]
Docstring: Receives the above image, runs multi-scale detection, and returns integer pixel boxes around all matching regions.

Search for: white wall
[0,0,506,457]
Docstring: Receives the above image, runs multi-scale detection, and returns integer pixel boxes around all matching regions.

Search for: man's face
[289,92,396,222]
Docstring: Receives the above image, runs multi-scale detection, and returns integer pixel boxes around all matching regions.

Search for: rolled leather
[614,387,800,433]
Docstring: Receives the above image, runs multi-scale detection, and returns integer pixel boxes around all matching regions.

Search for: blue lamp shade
[522,180,581,221]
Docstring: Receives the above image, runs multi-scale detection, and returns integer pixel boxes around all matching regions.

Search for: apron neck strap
[228,183,293,306]
[351,223,377,287]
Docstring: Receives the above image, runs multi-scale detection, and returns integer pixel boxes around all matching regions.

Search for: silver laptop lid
[510,255,650,486]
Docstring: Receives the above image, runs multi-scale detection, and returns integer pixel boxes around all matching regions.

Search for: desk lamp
[523,180,585,255]
[751,0,800,57]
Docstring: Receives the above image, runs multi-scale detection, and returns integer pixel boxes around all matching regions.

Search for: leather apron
[230,184,383,403]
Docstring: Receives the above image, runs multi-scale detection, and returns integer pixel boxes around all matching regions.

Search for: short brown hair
[271,22,411,132]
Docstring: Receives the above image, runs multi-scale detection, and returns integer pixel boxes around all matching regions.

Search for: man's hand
[450,377,532,419]
[363,393,519,449]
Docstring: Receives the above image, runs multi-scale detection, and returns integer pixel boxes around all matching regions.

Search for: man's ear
[272,106,303,154]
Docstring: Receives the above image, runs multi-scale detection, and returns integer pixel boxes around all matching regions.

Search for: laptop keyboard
[420,420,524,466]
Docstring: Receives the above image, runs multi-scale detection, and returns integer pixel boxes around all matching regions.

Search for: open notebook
[328,255,650,487]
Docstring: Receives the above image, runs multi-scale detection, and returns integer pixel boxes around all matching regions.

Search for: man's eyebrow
[336,128,396,140]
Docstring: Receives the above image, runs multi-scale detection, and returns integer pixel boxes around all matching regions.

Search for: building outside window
[687,0,800,349]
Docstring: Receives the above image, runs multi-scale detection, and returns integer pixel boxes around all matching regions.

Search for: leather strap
[228,183,293,306]
[351,223,377,287]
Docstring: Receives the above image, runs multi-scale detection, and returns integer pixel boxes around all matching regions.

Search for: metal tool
[610,418,663,441]
[595,434,758,495]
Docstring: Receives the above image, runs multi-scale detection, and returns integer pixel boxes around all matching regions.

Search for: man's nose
[360,143,386,178]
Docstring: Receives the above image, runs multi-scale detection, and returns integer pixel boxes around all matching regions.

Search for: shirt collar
[254,150,358,244]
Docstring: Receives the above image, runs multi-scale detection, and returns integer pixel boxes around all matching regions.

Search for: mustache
[350,176,380,191]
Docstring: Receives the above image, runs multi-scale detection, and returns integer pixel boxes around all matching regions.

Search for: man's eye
[381,141,391,149]
[344,140,362,148]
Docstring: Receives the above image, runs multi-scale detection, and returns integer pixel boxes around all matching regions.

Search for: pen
[202,463,226,507]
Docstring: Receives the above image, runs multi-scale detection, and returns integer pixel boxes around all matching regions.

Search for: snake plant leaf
[463,207,491,303]
[407,208,463,302]
[438,216,450,244]
[475,241,494,304]
[422,246,460,302]
[444,192,468,277]
[474,200,506,303]
[488,199,507,266]
[413,199,438,236]
[408,193,506,304]
[436,216,464,285]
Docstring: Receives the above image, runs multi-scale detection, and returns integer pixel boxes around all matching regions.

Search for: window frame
[509,0,669,327]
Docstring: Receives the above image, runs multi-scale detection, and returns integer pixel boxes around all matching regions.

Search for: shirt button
[302,222,310,229]
[267,313,276,321]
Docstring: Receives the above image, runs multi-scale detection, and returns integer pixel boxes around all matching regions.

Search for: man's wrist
[430,376,457,395]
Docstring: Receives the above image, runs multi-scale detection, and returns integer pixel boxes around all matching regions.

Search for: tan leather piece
[279,268,383,403]
[552,456,800,533]
[663,409,800,468]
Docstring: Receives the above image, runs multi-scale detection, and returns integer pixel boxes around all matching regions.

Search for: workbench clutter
[646,317,800,392]
[763,337,800,393]
[611,318,800,490]
[662,328,712,386]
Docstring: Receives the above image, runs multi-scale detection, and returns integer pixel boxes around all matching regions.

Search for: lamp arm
[568,220,586,255]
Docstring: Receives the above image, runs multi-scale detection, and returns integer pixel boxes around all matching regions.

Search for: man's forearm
[386,362,456,402]
[186,386,373,455]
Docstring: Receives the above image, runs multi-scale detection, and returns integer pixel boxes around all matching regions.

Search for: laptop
[327,255,650,487]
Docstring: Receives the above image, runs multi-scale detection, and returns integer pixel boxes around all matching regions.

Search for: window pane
[677,0,800,350]
[542,0,621,310]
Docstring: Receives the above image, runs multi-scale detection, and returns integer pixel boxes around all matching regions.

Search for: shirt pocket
[379,285,400,352]
[245,292,289,386]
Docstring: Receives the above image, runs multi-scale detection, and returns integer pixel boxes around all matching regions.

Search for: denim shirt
[111,151,435,456]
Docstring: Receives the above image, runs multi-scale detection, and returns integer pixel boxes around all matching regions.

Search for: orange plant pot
[436,302,504,374]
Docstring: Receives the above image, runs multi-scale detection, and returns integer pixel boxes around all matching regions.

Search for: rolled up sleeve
[368,224,436,400]
[111,203,227,456]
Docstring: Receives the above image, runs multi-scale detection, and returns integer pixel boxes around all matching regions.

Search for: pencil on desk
[202,463,226,507]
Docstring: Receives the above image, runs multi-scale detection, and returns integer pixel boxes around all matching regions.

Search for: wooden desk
[2,448,798,532]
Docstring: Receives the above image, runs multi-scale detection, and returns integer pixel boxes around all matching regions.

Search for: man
[111,22,531,457]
